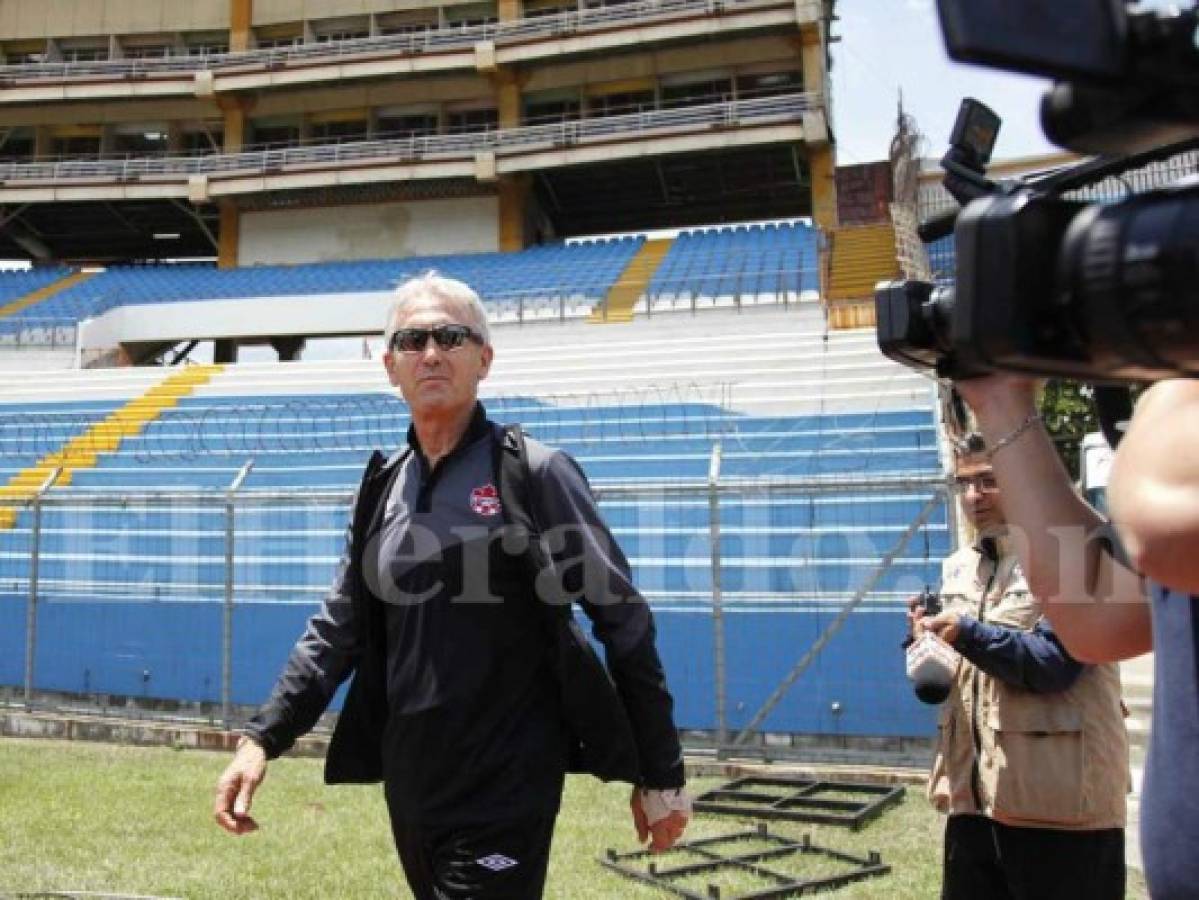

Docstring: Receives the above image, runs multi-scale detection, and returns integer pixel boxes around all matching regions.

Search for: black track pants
[942,814,1125,900]
[390,815,557,900]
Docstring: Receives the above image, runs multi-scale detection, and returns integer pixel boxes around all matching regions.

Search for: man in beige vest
[910,434,1128,900]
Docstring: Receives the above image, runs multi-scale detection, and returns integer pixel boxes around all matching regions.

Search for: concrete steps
[0,364,224,528]
[824,223,901,330]
[0,307,933,417]
[0,348,76,370]
[826,224,900,301]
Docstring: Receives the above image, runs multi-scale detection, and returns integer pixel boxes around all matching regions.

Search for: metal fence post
[935,382,964,552]
[24,467,62,709]
[707,443,728,754]
[223,460,255,729]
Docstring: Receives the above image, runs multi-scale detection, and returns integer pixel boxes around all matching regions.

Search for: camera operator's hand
[953,372,1039,427]
[924,611,963,647]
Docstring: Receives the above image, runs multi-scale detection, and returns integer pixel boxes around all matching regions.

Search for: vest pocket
[985,700,1085,825]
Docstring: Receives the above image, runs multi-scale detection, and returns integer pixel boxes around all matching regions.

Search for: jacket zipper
[968,557,997,813]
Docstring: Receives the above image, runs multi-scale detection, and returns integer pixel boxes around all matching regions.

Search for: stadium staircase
[0,270,95,323]
[824,223,900,330]
[0,364,223,528]
[590,238,672,324]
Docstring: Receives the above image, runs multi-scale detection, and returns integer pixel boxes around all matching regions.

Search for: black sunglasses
[389,324,484,353]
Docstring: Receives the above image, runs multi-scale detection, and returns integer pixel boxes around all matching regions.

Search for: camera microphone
[906,633,959,705]
[904,589,957,704]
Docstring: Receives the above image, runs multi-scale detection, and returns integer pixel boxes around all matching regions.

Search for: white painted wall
[239,197,499,266]
[0,349,77,371]
[78,292,396,349]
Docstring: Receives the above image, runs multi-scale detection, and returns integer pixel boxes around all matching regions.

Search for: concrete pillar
[217,98,248,270]
[220,97,249,153]
[497,175,529,252]
[799,22,827,112]
[33,126,52,160]
[800,21,837,230]
[807,145,838,231]
[230,0,253,52]
[214,339,239,363]
[496,71,522,130]
[218,200,240,269]
[270,336,306,361]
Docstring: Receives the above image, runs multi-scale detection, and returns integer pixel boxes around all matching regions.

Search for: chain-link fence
[0,466,949,762]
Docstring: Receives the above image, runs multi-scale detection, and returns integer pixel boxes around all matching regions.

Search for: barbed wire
[0,383,738,464]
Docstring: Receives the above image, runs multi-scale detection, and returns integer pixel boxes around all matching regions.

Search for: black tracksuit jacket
[244,404,684,825]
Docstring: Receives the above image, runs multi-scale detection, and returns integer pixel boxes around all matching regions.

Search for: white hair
[384,271,491,348]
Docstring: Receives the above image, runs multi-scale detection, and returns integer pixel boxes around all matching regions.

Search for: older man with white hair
[214,272,690,899]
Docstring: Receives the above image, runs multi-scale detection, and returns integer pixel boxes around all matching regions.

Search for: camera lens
[1061,182,1199,379]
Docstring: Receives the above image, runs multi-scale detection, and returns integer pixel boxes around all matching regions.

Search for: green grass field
[0,737,1146,899]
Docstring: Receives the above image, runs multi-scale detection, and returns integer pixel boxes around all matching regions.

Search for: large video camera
[876,0,1199,385]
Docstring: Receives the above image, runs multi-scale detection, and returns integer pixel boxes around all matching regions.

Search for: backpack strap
[494,423,641,783]
[495,422,570,618]
[496,423,535,531]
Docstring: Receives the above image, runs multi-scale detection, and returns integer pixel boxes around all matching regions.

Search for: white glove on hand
[631,786,691,852]
[639,787,693,827]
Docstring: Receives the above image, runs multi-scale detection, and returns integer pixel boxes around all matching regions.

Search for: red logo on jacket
[470,483,502,517]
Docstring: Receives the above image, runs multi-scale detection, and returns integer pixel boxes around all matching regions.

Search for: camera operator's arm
[926,612,1081,693]
[955,375,1150,662]
[1108,379,1199,595]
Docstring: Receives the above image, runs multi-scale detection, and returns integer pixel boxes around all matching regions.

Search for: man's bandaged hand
[631,787,692,852]
[640,788,692,825]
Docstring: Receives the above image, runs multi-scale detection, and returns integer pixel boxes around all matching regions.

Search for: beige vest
[927,540,1129,830]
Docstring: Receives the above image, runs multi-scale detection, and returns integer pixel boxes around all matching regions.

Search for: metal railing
[916,149,1199,222]
[0,0,786,85]
[0,293,123,349]
[0,93,815,184]
[0,317,77,350]
[1,469,949,756]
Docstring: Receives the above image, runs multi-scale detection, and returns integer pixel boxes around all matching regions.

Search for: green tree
[1038,380,1097,481]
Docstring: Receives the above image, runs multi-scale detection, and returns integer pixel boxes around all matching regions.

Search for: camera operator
[956,374,1199,898]
[1107,379,1199,899]
[912,431,1129,900]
